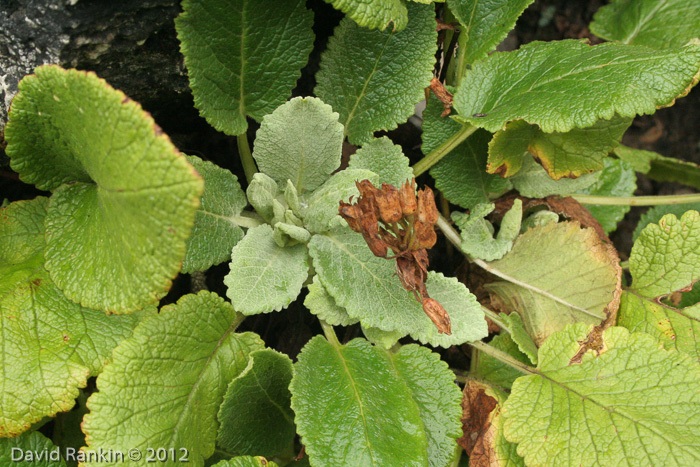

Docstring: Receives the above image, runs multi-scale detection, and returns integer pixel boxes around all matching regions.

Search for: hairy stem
[469,341,536,375]
[237,133,257,183]
[412,124,477,176]
[321,320,341,347]
[570,192,700,206]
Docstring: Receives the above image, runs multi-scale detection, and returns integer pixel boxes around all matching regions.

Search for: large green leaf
[217,349,295,458]
[224,224,309,315]
[348,137,414,188]
[487,116,631,179]
[183,156,247,273]
[486,221,621,346]
[304,275,358,327]
[316,2,437,145]
[503,323,700,466]
[590,0,700,49]
[0,431,67,466]
[5,66,203,313]
[509,154,600,198]
[614,144,700,189]
[291,337,462,467]
[453,40,700,133]
[308,228,488,346]
[82,292,264,467]
[323,0,408,31]
[629,211,700,298]
[0,198,149,437]
[175,0,314,135]
[633,204,700,242]
[210,458,279,467]
[447,0,535,64]
[252,97,344,193]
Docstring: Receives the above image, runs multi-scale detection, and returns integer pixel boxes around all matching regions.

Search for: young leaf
[590,0,700,49]
[629,211,700,298]
[447,0,535,64]
[472,333,532,390]
[503,324,700,467]
[224,224,309,315]
[309,228,488,347]
[452,40,700,133]
[574,158,637,234]
[217,349,295,458]
[633,204,700,242]
[246,173,279,222]
[304,275,358,327]
[486,221,621,346]
[348,137,414,188]
[253,97,344,193]
[0,431,68,466]
[175,0,314,135]
[81,292,264,467]
[509,155,600,198]
[316,2,437,145]
[503,312,538,365]
[322,0,408,31]
[614,144,700,189]
[5,66,204,313]
[487,116,631,179]
[183,156,247,273]
[0,198,149,437]
[210,458,279,467]
[453,200,522,262]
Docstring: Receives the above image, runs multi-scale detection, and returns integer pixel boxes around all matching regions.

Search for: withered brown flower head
[339,179,451,335]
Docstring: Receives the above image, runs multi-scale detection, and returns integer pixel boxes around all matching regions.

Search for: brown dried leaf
[458,379,498,454]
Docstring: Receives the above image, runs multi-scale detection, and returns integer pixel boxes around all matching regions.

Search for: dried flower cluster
[339,179,451,334]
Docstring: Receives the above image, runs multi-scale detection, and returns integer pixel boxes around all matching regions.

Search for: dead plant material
[339,179,452,334]
[429,77,454,117]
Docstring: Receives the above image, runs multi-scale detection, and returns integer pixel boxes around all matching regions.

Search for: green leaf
[82,292,264,467]
[421,90,460,155]
[246,173,279,222]
[509,155,600,198]
[361,325,403,349]
[630,211,700,297]
[574,158,637,234]
[217,349,295,458]
[323,0,408,31]
[614,144,700,191]
[452,200,522,261]
[304,275,358,327]
[175,0,314,135]
[348,137,414,188]
[503,312,538,364]
[210,457,279,467]
[486,221,621,346]
[633,204,700,242]
[590,0,700,49]
[0,431,68,466]
[453,40,700,133]
[0,198,149,437]
[447,0,535,64]
[503,323,700,467]
[301,169,379,233]
[183,156,247,273]
[253,97,344,193]
[618,291,700,363]
[487,117,631,179]
[224,224,309,315]
[316,2,437,145]
[308,228,488,347]
[5,66,204,313]
[472,333,531,390]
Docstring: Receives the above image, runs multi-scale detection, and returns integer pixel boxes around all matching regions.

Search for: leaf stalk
[412,124,477,176]
[570,192,700,206]
[236,133,257,183]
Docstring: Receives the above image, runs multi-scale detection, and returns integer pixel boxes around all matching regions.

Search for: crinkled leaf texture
[0,198,149,437]
[630,211,700,298]
[632,204,700,242]
[175,0,314,135]
[82,292,264,467]
[224,224,309,315]
[486,221,621,346]
[183,156,247,273]
[304,275,358,327]
[453,200,522,262]
[316,2,437,145]
[453,40,700,133]
[217,349,295,458]
[4,66,203,313]
[447,0,534,64]
[323,0,408,31]
[0,431,67,466]
[348,136,414,188]
[290,337,462,467]
[308,228,488,347]
[253,97,344,193]
[590,0,700,49]
[210,457,279,467]
[503,323,700,467]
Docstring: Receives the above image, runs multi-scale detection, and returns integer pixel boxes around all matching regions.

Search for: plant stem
[569,192,700,206]
[451,30,470,87]
[321,320,341,347]
[237,133,257,183]
[481,306,509,332]
[469,341,536,375]
[436,214,461,249]
[412,124,477,176]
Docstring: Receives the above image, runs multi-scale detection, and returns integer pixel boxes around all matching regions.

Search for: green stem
[469,341,536,375]
[481,306,509,332]
[451,29,470,87]
[412,124,477,176]
[321,320,341,347]
[569,192,700,206]
[237,133,257,183]
[620,260,629,270]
